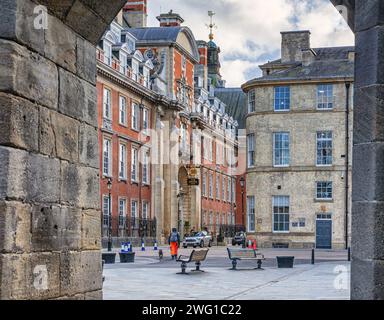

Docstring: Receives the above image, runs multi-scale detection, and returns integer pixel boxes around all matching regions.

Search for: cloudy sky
[146,0,354,87]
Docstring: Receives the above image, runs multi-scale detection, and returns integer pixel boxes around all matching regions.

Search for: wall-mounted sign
[187,178,199,186]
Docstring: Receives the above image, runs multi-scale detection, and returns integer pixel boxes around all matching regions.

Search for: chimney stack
[281,31,311,63]
[123,0,147,28]
[157,10,184,27]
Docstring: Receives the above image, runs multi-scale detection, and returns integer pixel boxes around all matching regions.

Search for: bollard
[141,240,145,251]
[311,248,315,265]
[348,247,351,262]
[154,240,158,251]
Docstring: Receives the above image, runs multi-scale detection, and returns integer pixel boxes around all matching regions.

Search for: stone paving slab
[102,262,350,300]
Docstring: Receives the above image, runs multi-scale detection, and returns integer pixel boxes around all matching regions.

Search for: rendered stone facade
[242,32,354,249]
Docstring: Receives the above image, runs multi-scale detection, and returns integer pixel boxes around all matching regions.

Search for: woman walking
[168,228,180,260]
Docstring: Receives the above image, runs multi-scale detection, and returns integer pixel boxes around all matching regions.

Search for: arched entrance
[0,0,383,300]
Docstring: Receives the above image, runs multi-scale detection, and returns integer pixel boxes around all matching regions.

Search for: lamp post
[107,178,113,252]
[240,176,245,227]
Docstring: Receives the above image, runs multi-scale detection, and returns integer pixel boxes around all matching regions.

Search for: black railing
[203,224,245,238]
[104,217,157,238]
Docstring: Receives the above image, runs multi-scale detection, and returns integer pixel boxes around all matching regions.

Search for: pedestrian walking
[168,228,180,260]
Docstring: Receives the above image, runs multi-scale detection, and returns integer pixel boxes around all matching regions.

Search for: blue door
[316,219,332,249]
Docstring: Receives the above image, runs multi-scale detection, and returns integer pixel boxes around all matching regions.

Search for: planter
[102,252,116,264]
[276,256,294,268]
[119,252,135,263]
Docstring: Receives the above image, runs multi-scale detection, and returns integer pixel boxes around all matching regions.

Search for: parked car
[182,231,212,248]
[232,232,247,246]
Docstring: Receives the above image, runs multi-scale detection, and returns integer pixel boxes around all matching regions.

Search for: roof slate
[214,88,247,129]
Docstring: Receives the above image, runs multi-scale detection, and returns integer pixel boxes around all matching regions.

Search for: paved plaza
[102,247,351,300]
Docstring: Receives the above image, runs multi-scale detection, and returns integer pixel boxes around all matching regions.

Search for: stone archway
[0,0,383,300]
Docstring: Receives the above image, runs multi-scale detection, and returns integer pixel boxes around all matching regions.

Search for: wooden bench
[227,248,265,270]
[176,249,209,274]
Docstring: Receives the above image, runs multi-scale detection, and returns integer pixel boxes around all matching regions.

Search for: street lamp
[239,176,245,227]
[107,178,113,252]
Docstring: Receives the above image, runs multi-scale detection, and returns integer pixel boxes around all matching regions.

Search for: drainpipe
[345,82,351,250]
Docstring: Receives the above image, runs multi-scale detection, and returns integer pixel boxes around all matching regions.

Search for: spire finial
[207,11,216,41]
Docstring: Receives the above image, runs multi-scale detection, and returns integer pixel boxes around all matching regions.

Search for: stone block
[65,0,108,45]
[352,201,384,260]
[76,37,96,84]
[81,209,101,250]
[84,290,103,300]
[45,14,77,73]
[0,0,45,55]
[79,0,127,25]
[0,39,58,109]
[352,142,384,201]
[351,258,384,300]
[355,26,384,89]
[39,107,80,162]
[36,0,76,20]
[0,201,32,253]
[0,147,61,203]
[79,123,99,169]
[0,93,39,152]
[31,205,81,252]
[354,85,384,144]
[58,68,97,126]
[60,251,102,296]
[0,252,60,300]
[61,161,100,209]
[355,0,384,33]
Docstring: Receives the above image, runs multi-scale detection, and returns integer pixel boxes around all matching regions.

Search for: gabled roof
[128,26,200,63]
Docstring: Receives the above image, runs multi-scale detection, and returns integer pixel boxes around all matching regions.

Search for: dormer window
[120,52,127,75]
[104,42,112,66]
[132,59,139,81]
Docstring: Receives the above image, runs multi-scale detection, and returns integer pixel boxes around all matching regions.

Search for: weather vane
[206,11,217,41]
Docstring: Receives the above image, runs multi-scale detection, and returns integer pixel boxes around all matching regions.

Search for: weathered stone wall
[0,0,126,300]
[351,0,384,300]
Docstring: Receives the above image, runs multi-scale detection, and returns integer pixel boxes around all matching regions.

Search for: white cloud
[147,0,354,87]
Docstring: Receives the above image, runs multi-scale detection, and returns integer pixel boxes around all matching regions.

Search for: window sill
[315,198,334,203]
[272,231,290,234]
[119,178,128,183]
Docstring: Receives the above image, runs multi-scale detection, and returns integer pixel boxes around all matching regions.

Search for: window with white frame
[103,138,112,176]
[103,196,110,227]
[216,213,220,228]
[131,102,139,130]
[228,179,232,202]
[131,200,138,228]
[118,198,126,228]
[317,84,334,110]
[202,172,207,197]
[248,90,256,113]
[247,196,255,232]
[104,42,112,66]
[247,133,255,167]
[216,140,221,164]
[120,52,127,75]
[221,214,225,226]
[180,123,187,151]
[209,173,213,199]
[119,96,127,125]
[143,68,150,88]
[209,138,213,162]
[227,213,231,225]
[142,201,149,220]
[216,175,220,200]
[209,212,213,225]
[142,149,150,184]
[142,108,149,134]
[222,176,226,201]
[119,143,127,179]
[317,131,333,165]
[132,59,139,81]
[274,86,290,111]
[273,196,290,232]
[273,132,290,167]
[316,181,333,200]
[131,147,138,182]
[103,88,111,120]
